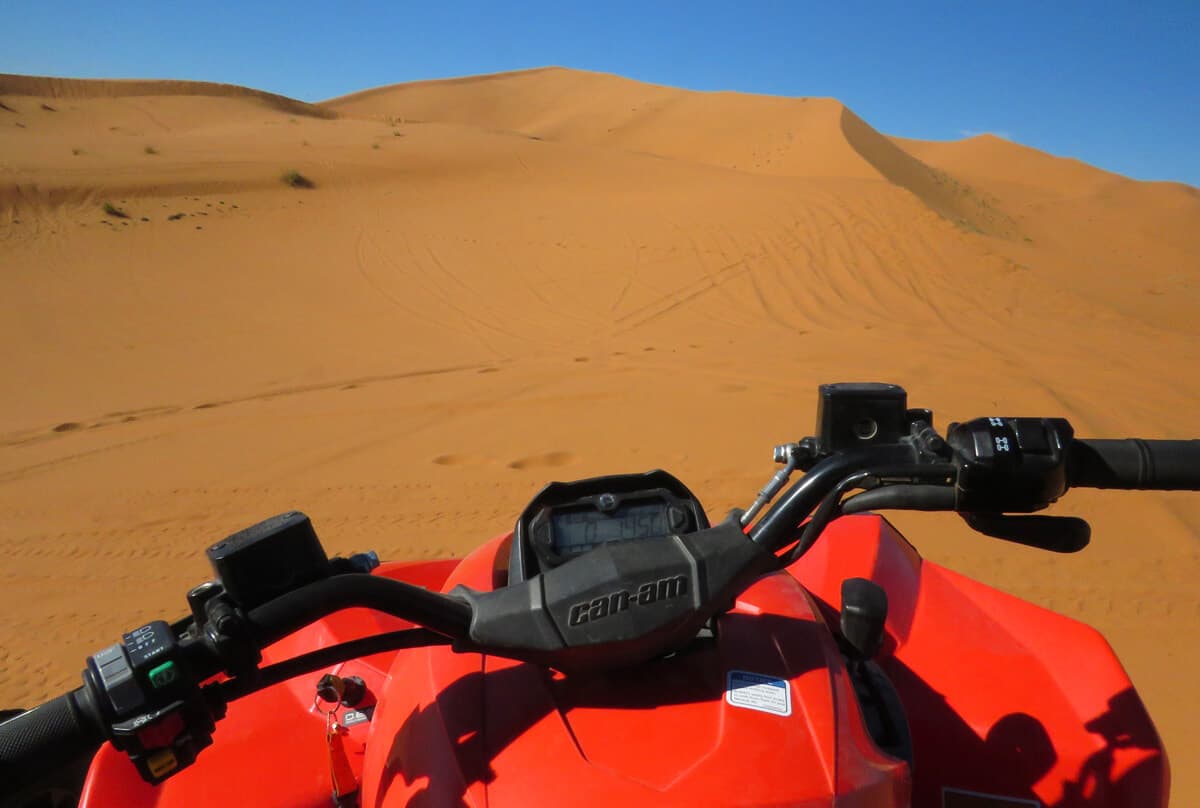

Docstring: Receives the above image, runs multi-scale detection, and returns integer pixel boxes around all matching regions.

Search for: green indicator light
[148,661,178,688]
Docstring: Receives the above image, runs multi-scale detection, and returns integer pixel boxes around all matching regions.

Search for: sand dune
[0,73,334,118]
[328,67,907,181]
[2,67,1198,802]
[897,133,1122,194]
[326,67,1033,236]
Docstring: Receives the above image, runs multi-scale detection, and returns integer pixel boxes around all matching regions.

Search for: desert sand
[1,67,1198,801]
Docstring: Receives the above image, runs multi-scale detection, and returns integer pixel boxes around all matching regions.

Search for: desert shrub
[281,170,314,189]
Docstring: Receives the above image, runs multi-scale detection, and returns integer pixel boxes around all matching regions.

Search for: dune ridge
[0,73,335,118]
[322,66,1161,238]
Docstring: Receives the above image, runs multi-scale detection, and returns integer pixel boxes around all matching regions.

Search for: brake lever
[960,513,1091,553]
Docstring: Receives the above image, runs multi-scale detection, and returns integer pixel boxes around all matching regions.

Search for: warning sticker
[725,670,792,716]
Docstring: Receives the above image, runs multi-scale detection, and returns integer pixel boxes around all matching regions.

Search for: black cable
[776,464,955,565]
[777,484,851,566]
[841,484,957,514]
[214,628,450,703]
[769,523,809,566]
[749,447,916,548]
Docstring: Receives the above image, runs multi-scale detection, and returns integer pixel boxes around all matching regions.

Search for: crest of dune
[0,73,335,118]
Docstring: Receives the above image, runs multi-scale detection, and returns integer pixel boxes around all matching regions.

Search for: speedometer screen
[551,500,670,554]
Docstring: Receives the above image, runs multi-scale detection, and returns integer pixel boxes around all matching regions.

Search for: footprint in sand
[508,451,575,470]
[51,422,82,433]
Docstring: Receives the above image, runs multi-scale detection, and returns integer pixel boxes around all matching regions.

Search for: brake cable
[775,463,955,566]
[213,628,450,704]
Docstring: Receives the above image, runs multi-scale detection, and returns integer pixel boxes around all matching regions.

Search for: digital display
[551,500,670,554]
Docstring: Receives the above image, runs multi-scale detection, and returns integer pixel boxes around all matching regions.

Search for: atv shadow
[795,580,1167,808]
[377,613,826,806]
[376,617,1165,807]
[882,658,1166,807]
[1052,688,1167,808]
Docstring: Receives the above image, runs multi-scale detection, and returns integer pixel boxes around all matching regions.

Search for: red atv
[3,383,1196,808]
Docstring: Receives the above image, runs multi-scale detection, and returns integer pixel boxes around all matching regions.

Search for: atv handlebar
[5,382,1200,797]
[247,573,473,648]
[1068,438,1200,490]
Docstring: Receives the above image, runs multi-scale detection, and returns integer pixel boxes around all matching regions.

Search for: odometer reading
[551,500,669,554]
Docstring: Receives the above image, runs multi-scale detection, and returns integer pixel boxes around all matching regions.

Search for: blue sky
[6,2,1198,186]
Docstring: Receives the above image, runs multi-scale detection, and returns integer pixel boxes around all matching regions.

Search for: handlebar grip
[0,688,106,793]
[1069,439,1200,490]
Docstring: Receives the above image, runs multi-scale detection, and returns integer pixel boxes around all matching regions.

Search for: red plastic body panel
[79,517,1166,808]
[791,515,1168,808]
[361,538,907,806]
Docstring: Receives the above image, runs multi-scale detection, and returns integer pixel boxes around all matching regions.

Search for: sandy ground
[1,67,1198,801]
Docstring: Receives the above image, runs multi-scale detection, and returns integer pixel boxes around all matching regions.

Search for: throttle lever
[961,513,1091,553]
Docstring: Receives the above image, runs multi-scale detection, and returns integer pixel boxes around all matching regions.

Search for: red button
[137,712,185,750]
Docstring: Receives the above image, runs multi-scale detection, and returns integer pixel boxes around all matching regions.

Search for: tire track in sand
[0,362,495,479]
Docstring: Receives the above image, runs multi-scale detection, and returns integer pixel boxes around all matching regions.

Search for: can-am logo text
[567,576,689,626]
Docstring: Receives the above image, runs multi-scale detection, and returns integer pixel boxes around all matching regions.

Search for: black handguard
[450,518,776,673]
